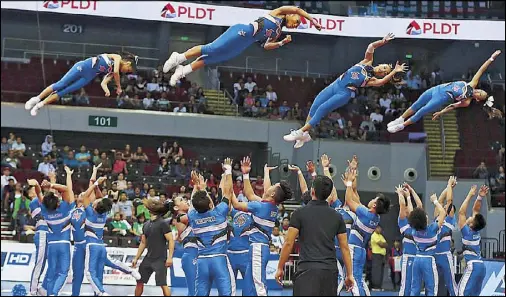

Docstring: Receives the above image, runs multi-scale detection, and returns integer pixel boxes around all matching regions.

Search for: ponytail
[117,51,139,73]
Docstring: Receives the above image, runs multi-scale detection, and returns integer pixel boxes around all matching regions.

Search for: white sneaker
[163,52,183,73]
[37,287,47,296]
[294,132,311,148]
[169,65,184,87]
[131,269,141,280]
[283,129,305,142]
[25,96,40,110]
[30,103,43,116]
[387,123,405,133]
[387,117,404,128]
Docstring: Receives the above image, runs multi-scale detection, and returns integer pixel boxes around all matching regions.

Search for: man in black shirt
[275,175,354,296]
[132,199,175,296]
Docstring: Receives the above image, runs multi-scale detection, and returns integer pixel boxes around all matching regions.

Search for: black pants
[293,268,338,296]
[371,254,385,289]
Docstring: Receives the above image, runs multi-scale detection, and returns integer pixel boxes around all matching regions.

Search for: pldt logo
[7,253,32,265]
[406,20,422,35]
[161,3,177,18]
[43,1,59,9]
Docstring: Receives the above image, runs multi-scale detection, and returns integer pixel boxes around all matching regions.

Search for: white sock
[177,53,187,63]
[182,64,193,76]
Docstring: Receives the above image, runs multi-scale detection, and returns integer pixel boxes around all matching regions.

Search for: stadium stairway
[1,213,14,240]
[424,110,460,177]
[204,89,237,116]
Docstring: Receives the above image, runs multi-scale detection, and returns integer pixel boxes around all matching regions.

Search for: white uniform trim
[252,243,267,296]
[30,231,47,294]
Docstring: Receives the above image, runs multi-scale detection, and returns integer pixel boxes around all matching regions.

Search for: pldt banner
[0,1,504,41]
[0,242,282,290]
[480,260,505,296]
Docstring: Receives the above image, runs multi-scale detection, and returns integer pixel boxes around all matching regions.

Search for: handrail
[222,88,238,116]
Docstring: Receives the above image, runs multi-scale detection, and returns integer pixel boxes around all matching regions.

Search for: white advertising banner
[0,1,504,41]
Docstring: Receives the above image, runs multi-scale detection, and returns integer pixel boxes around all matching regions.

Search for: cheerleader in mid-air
[162,6,321,86]
[25,52,138,116]
[387,50,502,133]
[283,33,408,148]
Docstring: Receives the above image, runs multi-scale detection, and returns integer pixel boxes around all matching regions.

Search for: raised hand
[288,165,300,172]
[491,50,501,60]
[345,169,357,183]
[264,164,278,172]
[27,179,39,186]
[93,163,103,172]
[429,193,438,203]
[223,158,233,167]
[432,112,442,121]
[312,20,322,31]
[64,166,74,175]
[320,154,331,168]
[41,180,51,189]
[395,185,404,196]
[347,155,359,171]
[383,33,395,43]
[478,185,489,197]
[306,161,315,174]
[283,35,293,44]
[394,61,408,73]
[468,185,478,197]
[97,176,108,185]
[241,157,252,174]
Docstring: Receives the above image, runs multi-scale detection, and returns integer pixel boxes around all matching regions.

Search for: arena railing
[1,37,160,68]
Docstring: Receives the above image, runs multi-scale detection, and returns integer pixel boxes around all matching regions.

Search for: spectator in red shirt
[255,175,264,196]
[207,174,218,189]
[112,152,128,175]
[233,178,243,196]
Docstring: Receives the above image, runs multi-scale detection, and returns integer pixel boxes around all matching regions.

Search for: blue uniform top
[398,218,417,256]
[349,205,380,248]
[435,215,456,254]
[228,209,253,252]
[329,199,342,210]
[245,201,278,245]
[91,54,114,75]
[253,15,283,44]
[180,223,198,252]
[84,205,108,244]
[70,206,86,243]
[439,81,473,102]
[407,222,440,256]
[188,201,229,256]
[461,225,482,261]
[337,64,374,89]
[41,200,75,242]
[332,204,356,248]
[29,198,48,232]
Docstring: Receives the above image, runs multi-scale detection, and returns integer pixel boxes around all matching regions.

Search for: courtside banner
[0,242,282,290]
[0,1,504,41]
[480,260,505,296]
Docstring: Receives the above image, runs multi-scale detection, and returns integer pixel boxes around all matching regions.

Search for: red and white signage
[1,1,504,41]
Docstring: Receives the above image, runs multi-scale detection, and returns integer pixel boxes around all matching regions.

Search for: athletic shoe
[283,129,305,142]
[387,117,404,128]
[25,96,40,110]
[387,123,405,133]
[163,52,183,73]
[131,269,141,280]
[169,65,184,87]
[30,103,43,116]
[294,132,311,148]
[37,287,47,296]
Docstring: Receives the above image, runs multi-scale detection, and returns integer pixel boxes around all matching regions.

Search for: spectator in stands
[473,161,490,179]
[271,226,285,253]
[120,144,132,163]
[233,78,244,98]
[269,108,282,120]
[280,217,290,236]
[132,146,149,163]
[131,213,145,244]
[265,84,278,104]
[75,145,91,167]
[46,144,59,165]
[169,141,183,163]
[11,137,26,157]
[344,121,359,140]
[380,93,392,112]
[143,92,155,110]
[290,102,303,121]
[123,181,134,199]
[74,88,89,106]
[175,158,190,181]
[116,172,127,190]
[2,150,20,169]
[37,156,55,177]
[147,78,160,93]
[108,182,120,202]
[360,115,376,132]
[251,101,261,117]
[91,148,100,165]
[393,89,405,102]
[235,81,248,106]
[147,188,159,200]
[157,141,170,160]
[111,152,128,176]
[197,94,208,114]
[63,151,78,169]
[134,77,147,94]
[2,177,16,214]
[196,87,205,101]
[358,128,368,141]
[1,137,9,156]
[233,178,243,196]
[117,191,134,220]
[109,212,131,236]
[277,204,289,223]
[191,160,202,174]
[158,157,174,177]
[370,108,384,128]
[41,135,54,157]
[133,186,142,200]
[95,152,111,175]
[187,82,198,98]
[141,183,150,198]
[209,186,219,205]
[1,167,17,201]
[255,175,264,196]
[244,76,257,93]
[389,239,402,291]
[11,183,30,233]
[493,166,505,193]
[158,91,171,111]
[7,133,16,147]
[278,101,291,119]
[173,102,187,113]
[243,93,255,116]
[207,174,218,189]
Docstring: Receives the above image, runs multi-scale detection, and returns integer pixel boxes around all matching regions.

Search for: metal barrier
[481,237,500,259]
[500,230,505,254]
[282,254,300,286]
[2,37,160,68]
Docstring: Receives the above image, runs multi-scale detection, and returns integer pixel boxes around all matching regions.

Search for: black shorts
[293,268,338,296]
[138,257,169,286]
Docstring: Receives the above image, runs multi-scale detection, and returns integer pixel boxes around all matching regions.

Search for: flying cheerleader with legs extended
[283,33,408,148]
[387,50,502,133]
[162,6,322,86]
[25,52,138,116]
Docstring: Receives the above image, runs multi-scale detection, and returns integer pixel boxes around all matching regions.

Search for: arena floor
[0,281,399,296]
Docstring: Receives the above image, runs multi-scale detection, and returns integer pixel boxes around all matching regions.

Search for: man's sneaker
[283,129,305,142]
[131,269,141,280]
[163,52,183,73]
[25,96,40,110]
[294,132,311,148]
[30,103,43,117]
[169,65,184,87]
[387,123,405,133]
[387,117,404,128]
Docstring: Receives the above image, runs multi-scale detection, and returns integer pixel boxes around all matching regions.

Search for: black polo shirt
[290,199,346,270]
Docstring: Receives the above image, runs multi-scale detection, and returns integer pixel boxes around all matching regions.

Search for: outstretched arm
[361,33,395,65]
[264,35,292,50]
[27,179,43,202]
[100,74,113,97]
[344,170,361,212]
[396,185,407,220]
[263,164,278,194]
[469,50,501,88]
[365,62,408,87]
[404,183,423,210]
[321,154,338,204]
[432,99,472,120]
[288,165,308,194]
[82,176,107,208]
[241,157,262,202]
[64,166,74,204]
[473,185,488,215]
[458,185,477,229]
[430,193,446,228]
